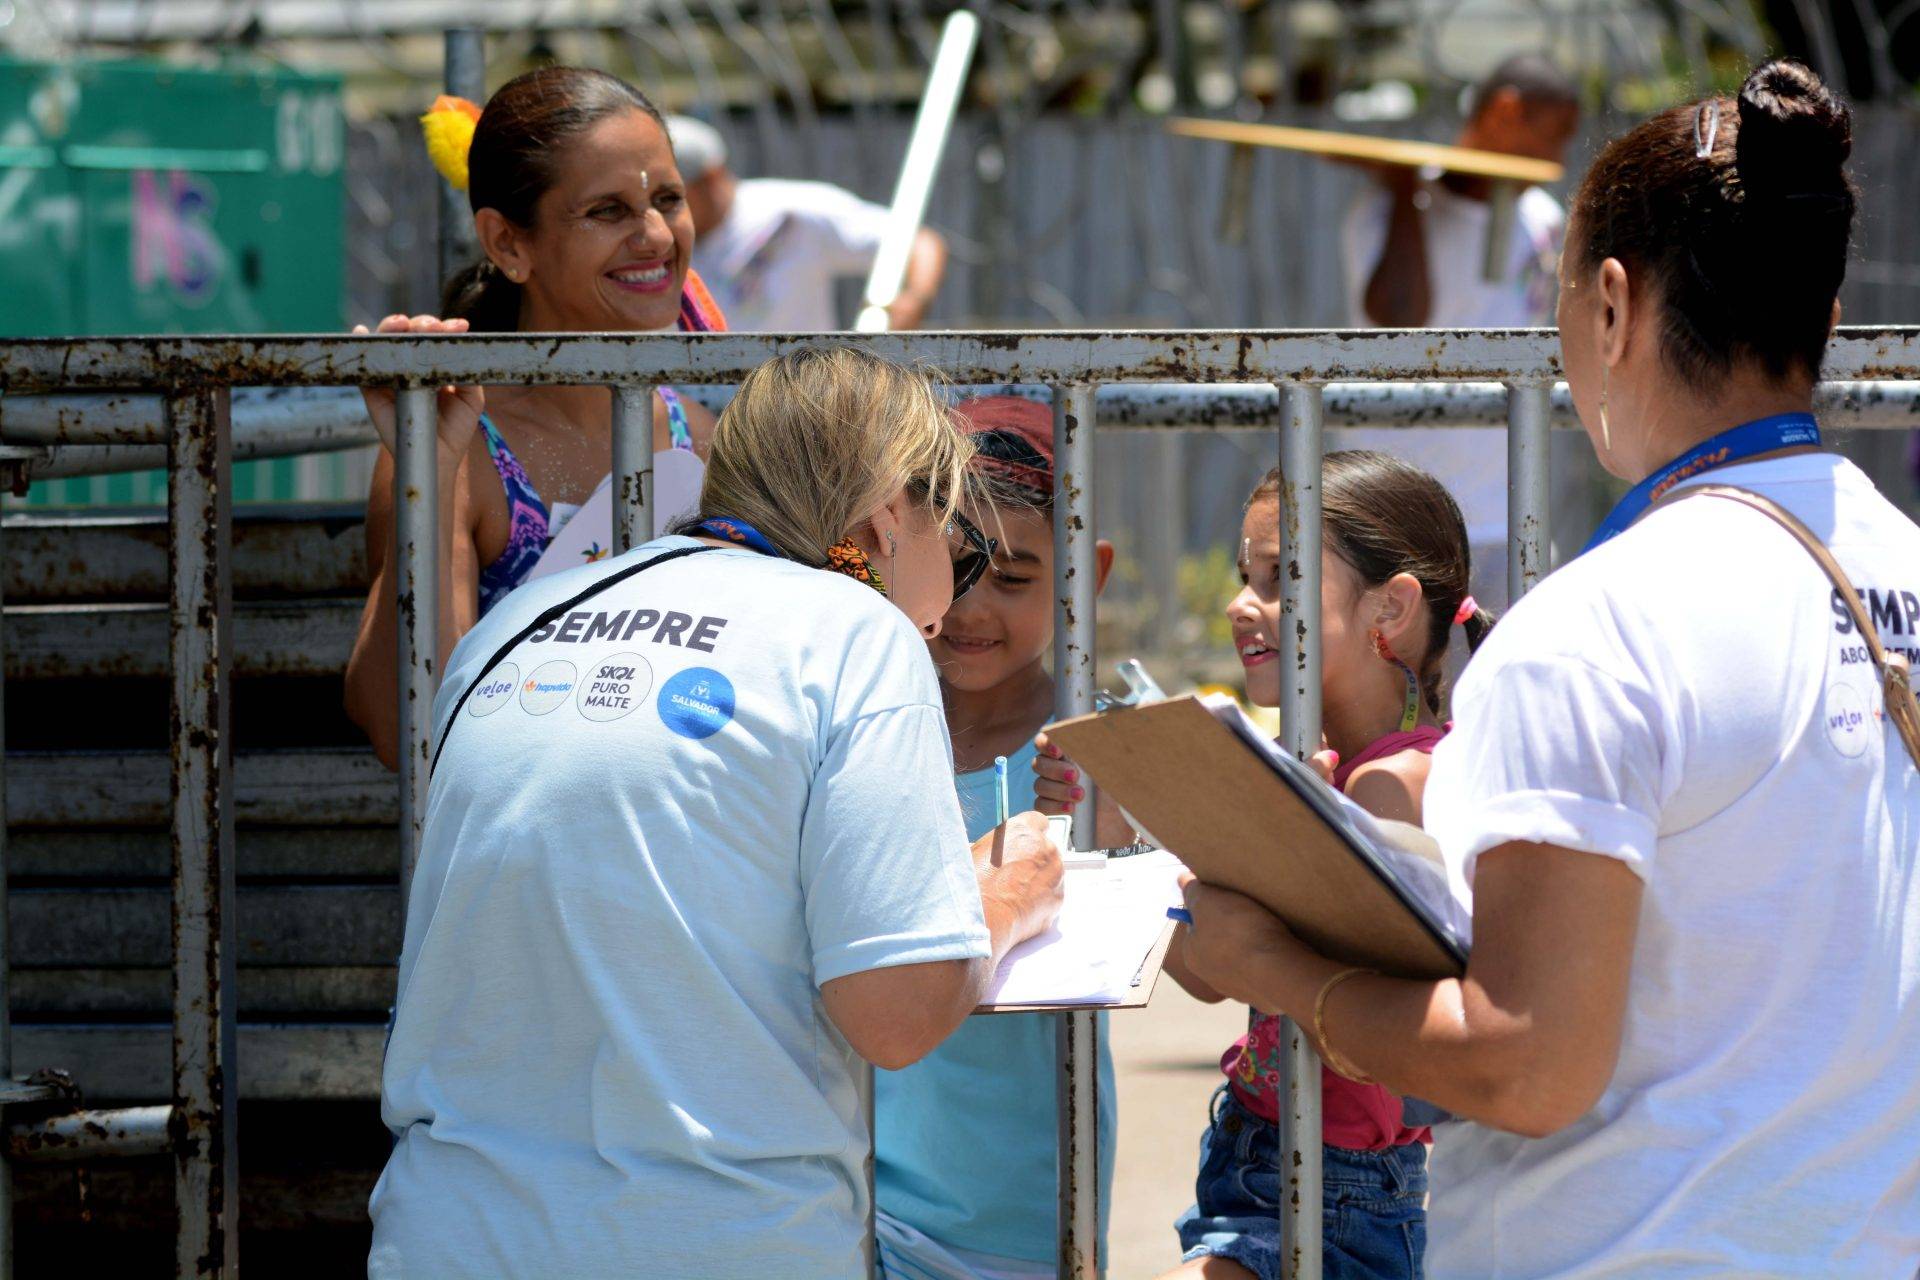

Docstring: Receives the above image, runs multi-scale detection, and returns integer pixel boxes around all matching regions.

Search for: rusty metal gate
[0,325,1917,1278]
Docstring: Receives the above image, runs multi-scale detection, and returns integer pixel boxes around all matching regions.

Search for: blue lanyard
[1580,412,1822,555]
[685,517,783,559]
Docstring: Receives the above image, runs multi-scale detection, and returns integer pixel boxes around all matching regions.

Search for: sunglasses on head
[947,510,997,603]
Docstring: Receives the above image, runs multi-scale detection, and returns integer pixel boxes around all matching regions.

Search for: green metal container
[0,56,348,506]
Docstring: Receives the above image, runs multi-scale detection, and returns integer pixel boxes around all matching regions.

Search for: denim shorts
[1175,1085,1427,1280]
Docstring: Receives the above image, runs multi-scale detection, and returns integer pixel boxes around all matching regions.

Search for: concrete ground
[1106,980,1250,1277]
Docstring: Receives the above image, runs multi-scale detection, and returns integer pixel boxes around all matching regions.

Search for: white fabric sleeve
[800,700,989,985]
[1340,190,1389,327]
[800,184,892,274]
[1427,652,1669,887]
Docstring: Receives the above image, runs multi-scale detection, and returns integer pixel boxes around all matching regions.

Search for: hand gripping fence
[0,325,1917,1278]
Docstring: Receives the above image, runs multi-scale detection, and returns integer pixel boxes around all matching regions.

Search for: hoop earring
[1371,629,1421,733]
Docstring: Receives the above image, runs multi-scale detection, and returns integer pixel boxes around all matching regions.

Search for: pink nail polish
[1071,786,1085,801]
[1064,768,1078,783]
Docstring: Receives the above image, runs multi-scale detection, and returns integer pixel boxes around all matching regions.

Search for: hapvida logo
[519,660,578,716]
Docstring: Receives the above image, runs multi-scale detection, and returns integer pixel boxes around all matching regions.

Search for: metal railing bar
[167,387,237,1279]
[394,388,438,902]
[7,376,1920,475]
[0,326,1904,389]
[1276,381,1326,1280]
[0,459,10,1280]
[439,29,486,288]
[1052,382,1102,1279]
[610,385,654,553]
[1505,383,1552,601]
[7,1105,174,1163]
[0,329,1593,390]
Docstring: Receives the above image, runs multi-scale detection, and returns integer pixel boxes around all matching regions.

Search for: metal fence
[1,324,1918,1278]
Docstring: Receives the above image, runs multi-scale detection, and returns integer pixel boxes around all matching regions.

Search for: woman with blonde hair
[371,346,1065,1280]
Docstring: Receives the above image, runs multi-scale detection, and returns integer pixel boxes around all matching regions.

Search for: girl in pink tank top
[1167,452,1494,1280]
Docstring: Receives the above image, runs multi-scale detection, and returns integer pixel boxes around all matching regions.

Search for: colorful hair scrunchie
[421,95,483,193]
[686,518,887,596]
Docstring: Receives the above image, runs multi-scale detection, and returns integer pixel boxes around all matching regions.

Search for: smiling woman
[344,67,726,770]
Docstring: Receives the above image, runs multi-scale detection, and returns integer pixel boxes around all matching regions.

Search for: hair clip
[1693,99,1720,160]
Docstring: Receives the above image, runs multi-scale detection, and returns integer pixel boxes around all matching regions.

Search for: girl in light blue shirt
[875,397,1121,1279]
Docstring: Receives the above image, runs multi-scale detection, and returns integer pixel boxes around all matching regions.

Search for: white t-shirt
[370,537,990,1280]
[692,178,891,332]
[1341,182,1564,329]
[1338,183,1566,563]
[1423,453,1920,1279]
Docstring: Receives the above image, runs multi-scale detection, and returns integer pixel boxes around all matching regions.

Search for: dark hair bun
[1735,58,1852,198]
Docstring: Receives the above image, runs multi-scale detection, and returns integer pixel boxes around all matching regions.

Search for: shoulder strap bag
[1658,483,1920,770]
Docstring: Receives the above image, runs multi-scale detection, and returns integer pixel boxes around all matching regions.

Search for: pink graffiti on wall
[131,170,221,303]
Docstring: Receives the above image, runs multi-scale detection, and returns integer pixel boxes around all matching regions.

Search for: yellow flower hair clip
[421,95,483,192]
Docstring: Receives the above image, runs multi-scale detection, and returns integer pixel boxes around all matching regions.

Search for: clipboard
[1045,695,1469,981]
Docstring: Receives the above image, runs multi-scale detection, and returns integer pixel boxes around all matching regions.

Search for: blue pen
[994,755,1010,825]
[1166,907,1193,925]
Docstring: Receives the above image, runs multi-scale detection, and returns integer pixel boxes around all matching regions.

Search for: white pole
[852,10,979,333]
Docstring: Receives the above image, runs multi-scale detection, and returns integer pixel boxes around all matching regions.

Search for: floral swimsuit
[474,387,694,616]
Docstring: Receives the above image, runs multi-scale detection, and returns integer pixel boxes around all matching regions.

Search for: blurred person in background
[1338,53,1582,613]
[671,114,948,331]
[1346,52,1579,331]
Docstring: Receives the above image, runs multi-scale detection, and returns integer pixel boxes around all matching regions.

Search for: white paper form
[983,850,1186,1008]
[525,449,706,583]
